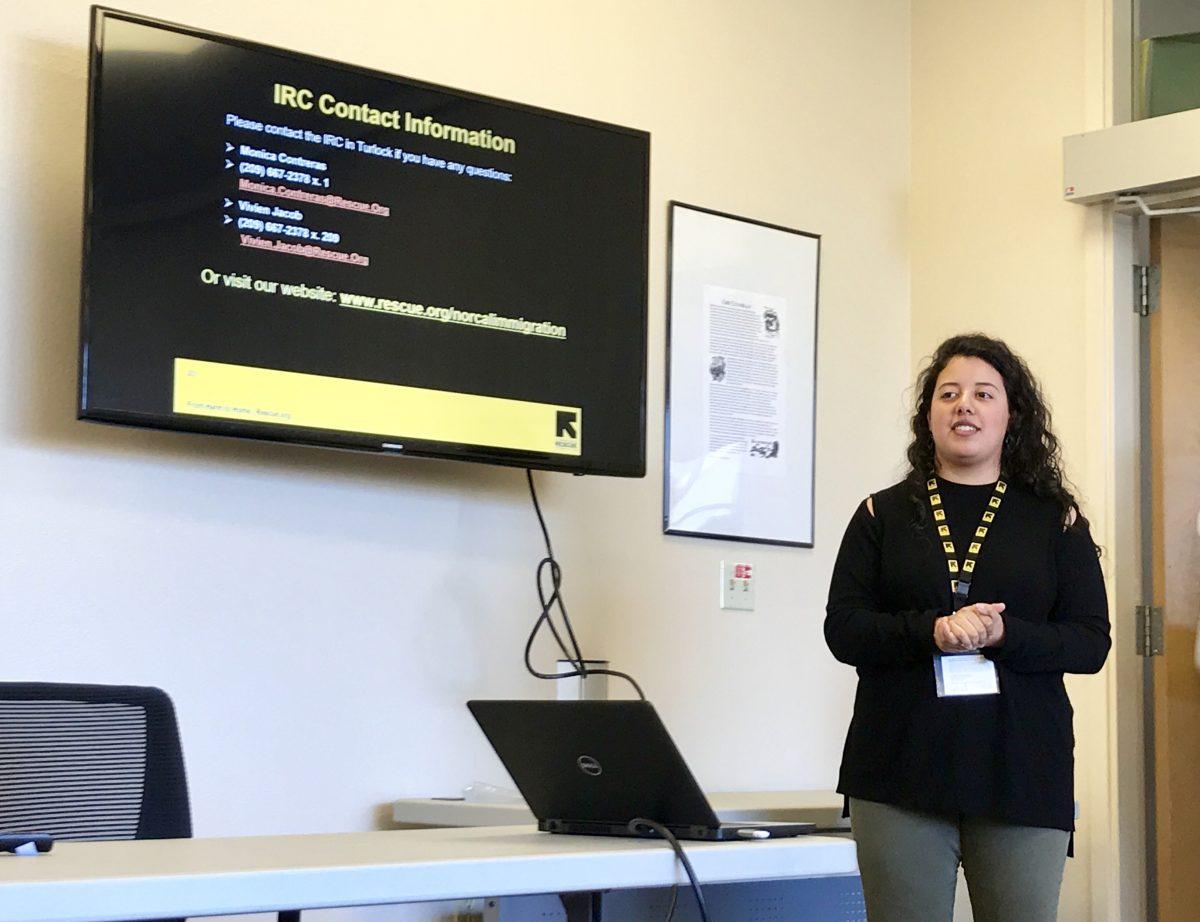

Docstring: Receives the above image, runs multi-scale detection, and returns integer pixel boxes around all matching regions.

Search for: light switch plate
[720,560,756,611]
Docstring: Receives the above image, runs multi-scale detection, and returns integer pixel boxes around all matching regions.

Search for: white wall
[911,1,1116,919]
[0,1,912,919]
[559,5,913,794]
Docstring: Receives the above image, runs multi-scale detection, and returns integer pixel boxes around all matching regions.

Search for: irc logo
[576,755,602,777]
[555,410,580,451]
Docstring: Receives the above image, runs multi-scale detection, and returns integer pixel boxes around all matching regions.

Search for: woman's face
[927,355,1010,474]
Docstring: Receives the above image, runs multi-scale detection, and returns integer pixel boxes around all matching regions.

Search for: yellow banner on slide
[173,358,581,455]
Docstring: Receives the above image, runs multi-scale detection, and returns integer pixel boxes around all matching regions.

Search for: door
[1148,213,1200,921]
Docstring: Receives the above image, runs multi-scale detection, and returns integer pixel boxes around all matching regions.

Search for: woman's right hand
[935,603,1006,652]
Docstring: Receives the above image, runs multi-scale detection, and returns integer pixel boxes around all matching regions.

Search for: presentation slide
[82,14,648,474]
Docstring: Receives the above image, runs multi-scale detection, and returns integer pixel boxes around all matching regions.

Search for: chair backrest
[0,683,191,841]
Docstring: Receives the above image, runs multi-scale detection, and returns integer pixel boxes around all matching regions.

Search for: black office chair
[0,682,300,922]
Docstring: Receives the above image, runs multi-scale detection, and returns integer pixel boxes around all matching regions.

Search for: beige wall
[0,2,911,920]
[560,2,912,793]
[912,1,1122,919]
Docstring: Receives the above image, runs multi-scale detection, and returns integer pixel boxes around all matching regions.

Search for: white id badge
[934,653,1000,697]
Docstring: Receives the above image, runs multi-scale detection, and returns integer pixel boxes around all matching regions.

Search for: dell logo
[577,755,602,777]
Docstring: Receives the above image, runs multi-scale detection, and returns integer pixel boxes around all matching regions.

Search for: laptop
[467,699,815,841]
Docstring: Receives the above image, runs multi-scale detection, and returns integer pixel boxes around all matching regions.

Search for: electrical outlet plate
[720,560,755,611]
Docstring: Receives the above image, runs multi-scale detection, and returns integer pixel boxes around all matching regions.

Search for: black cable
[524,469,645,700]
[528,559,577,667]
[538,559,585,670]
[525,469,588,670]
[628,818,710,922]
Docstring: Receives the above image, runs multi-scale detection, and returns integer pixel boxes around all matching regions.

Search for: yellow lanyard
[926,476,1007,609]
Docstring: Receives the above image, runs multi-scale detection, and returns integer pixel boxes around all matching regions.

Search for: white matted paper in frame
[664,203,819,547]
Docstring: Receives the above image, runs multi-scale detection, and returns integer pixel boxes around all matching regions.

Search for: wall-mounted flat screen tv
[80,8,649,476]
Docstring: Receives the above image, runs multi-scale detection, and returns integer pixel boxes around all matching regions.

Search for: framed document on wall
[663,202,820,547]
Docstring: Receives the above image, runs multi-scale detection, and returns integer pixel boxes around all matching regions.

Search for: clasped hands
[934,603,1006,653]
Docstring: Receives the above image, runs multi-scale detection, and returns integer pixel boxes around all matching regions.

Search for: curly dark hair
[905,333,1096,548]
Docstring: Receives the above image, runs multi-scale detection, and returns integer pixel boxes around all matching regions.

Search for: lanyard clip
[952,579,971,610]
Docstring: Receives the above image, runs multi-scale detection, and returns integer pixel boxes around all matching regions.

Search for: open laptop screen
[467,700,721,830]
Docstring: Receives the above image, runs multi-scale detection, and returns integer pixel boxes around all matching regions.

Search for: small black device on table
[0,834,54,855]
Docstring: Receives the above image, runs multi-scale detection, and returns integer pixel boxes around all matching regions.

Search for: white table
[392,790,847,828]
[0,825,858,922]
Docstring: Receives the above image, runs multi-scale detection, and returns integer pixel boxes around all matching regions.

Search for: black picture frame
[663,202,820,547]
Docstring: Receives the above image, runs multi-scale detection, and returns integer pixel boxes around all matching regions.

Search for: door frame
[1066,2,1200,917]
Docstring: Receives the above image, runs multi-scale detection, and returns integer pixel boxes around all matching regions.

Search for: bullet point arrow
[224,198,232,208]
[225,160,234,170]
[225,142,233,152]
[223,215,232,225]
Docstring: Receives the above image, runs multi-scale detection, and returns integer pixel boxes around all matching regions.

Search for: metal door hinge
[1134,265,1160,316]
[1136,604,1164,656]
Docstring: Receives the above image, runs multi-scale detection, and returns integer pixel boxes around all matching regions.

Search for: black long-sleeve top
[824,477,1110,832]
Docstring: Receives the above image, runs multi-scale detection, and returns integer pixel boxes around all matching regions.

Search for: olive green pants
[849,797,1070,922]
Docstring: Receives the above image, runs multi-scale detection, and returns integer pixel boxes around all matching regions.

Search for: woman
[825,334,1110,922]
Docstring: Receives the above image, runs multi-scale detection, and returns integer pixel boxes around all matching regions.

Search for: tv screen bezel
[79,6,650,478]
